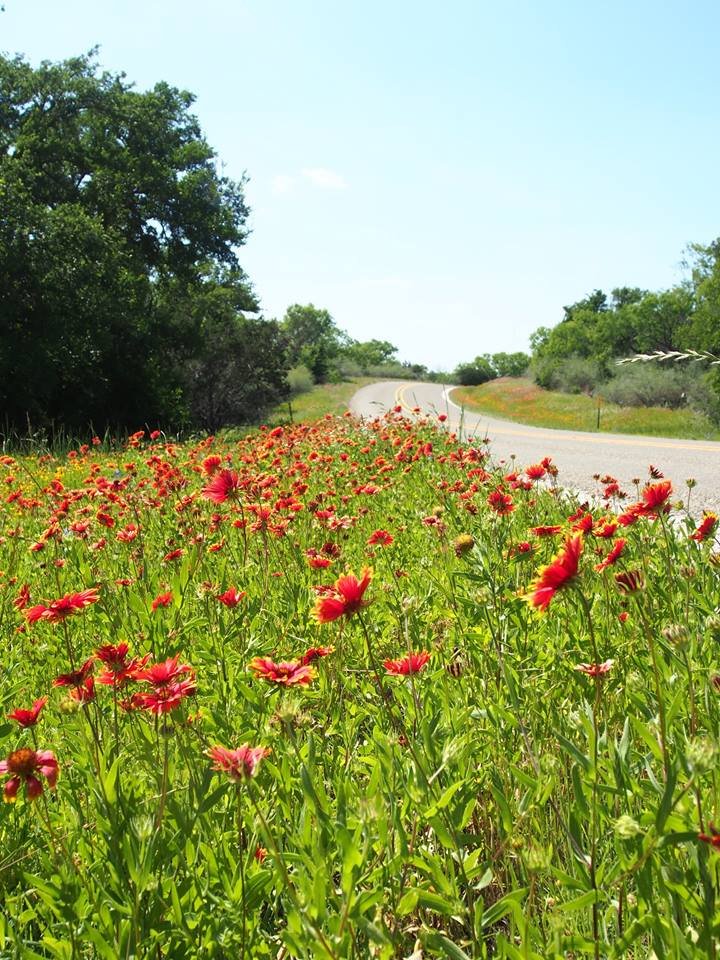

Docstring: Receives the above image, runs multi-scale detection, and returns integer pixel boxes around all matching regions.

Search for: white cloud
[301,167,347,190]
[271,174,295,194]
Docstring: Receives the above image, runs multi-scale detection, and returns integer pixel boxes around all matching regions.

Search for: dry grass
[451,377,720,440]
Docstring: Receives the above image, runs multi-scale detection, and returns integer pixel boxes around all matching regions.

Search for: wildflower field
[1,411,720,959]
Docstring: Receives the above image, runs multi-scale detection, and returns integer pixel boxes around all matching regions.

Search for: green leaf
[422,931,472,959]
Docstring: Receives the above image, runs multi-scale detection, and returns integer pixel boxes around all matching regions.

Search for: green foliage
[0,51,284,433]
[344,339,399,372]
[485,351,530,378]
[454,353,530,385]
[281,304,346,383]
[454,358,496,385]
[526,246,715,415]
[531,355,605,394]
[287,364,315,396]
[683,239,720,354]
[600,363,694,409]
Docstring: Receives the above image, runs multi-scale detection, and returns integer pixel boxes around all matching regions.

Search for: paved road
[349,380,720,514]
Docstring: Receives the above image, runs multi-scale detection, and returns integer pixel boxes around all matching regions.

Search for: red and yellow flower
[524,535,583,611]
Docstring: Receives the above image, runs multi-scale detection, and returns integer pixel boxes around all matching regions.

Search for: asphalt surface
[349,380,720,514]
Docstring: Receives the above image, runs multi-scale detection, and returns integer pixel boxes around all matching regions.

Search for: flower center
[7,748,37,777]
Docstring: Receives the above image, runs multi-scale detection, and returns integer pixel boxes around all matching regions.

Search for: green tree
[684,239,720,353]
[562,289,608,321]
[0,51,259,432]
[483,352,530,378]
[281,304,347,382]
[453,357,495,385]
[344,339,398,371]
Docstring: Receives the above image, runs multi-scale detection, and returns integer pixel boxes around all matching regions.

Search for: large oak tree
[0,51,287,433]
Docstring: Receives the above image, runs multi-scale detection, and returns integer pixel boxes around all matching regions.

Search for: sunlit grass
[452,377,720,440]
[267,376,377,423]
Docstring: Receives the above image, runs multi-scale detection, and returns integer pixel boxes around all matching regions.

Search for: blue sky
[3,0,719,371]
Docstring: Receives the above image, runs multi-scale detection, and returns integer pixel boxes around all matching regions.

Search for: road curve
[349,380,720,514]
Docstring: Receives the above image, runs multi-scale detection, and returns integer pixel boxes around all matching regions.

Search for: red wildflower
[525,464,546,481]
[300,645,334,666]
[615,570,644,594]
[25,588,100,625]
[699,824,720,851]
[531,525,562,537]
[201,454,223,476]
[572,513,594,534]
[7,697,48,729]
[638,480,672,517]
[13,584,31,611]
[207,743,270,781]
[134,656,193,687]
[525,534,583,611]
[305,550,332,569]
[95,643,150,687]
[594,538,626,572]
[116,524,139,543]
[595,520,618,539]
[69,677,96,704]
[217,587,246,608]
[691,512,718,543]
[384,651,431,675]
[133,679,196,714]
[163,549,184,563]
[487,489,515,515]
[575,659,614,677]
[151,592,173,611]
[617,504,642,527]
[367,529,394,546]
[0,747,58,802]
[202,469,240,504]
[53,657,95,688]
[313,567,372,623]
[248,657,316,686]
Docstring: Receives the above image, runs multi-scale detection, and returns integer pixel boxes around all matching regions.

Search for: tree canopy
[0,51,288,434]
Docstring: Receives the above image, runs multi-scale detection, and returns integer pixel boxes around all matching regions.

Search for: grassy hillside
[452,377,720,440]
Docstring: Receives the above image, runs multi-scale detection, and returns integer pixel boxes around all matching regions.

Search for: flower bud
[614,815,642,840]
[453,534,475,557]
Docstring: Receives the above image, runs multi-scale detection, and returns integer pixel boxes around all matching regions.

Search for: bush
[601,364,692,408]
[335,357,363,379]
[453,361,495,386]
[287,364,314,396]
[686,368,720,423]
[531,356,605,394]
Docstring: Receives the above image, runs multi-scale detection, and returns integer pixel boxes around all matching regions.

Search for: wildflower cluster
[0,414,718,956]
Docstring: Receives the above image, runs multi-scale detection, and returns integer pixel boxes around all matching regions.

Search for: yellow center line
[395,385,720,453]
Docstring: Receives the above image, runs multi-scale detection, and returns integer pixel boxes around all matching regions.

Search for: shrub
[602,364,692,408]
[453,361,495,386]
[287,364,314,396]
[686,368,720,422]
[532,356,605,394]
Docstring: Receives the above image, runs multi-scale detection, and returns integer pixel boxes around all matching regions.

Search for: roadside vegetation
[2,412,720,957]
[452,378,720,440]
[452,243,720,440]
[267,376,377,423]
